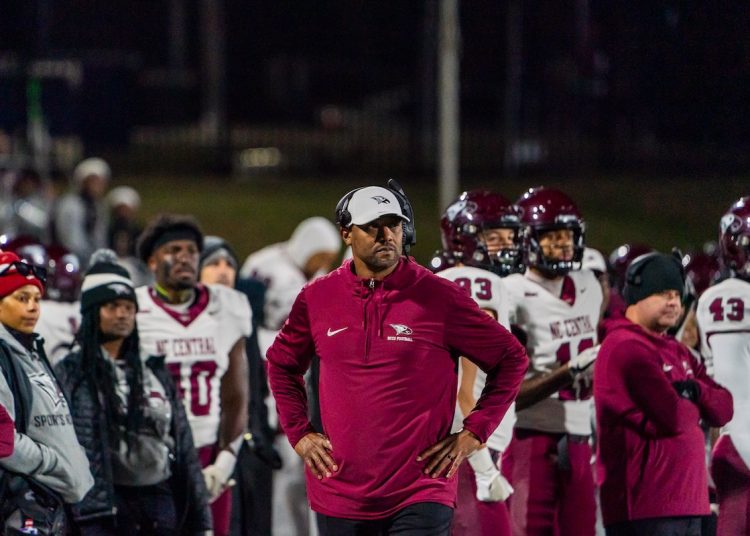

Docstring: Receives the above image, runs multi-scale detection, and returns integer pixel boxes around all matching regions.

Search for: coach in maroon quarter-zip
[267,184,528,535]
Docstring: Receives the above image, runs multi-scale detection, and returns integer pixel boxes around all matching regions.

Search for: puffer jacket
[55,351,213,534]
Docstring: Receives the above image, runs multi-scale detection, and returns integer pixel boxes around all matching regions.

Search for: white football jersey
[504,269,602,434]
[136,284,251,448]
[36,300,81,365]
[241,243,307,332]
[696,277,750,469]
[439,265,515,451]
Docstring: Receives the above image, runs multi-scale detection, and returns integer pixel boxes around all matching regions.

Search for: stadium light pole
[503,0,522,178]
[437,0,461,214]
[199,0,227,148]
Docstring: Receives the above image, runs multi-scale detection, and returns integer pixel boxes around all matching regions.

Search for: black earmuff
[386,178,417,254]
[334,188,361,229]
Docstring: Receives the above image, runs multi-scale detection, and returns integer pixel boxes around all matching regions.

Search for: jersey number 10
[167,361,218,417]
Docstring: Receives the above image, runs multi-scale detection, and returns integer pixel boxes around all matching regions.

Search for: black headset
[335,179,417,255]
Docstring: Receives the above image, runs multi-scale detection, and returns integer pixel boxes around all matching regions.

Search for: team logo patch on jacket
[388,324,413,342]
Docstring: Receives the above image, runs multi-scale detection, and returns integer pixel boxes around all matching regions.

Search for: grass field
[118,172,748,266]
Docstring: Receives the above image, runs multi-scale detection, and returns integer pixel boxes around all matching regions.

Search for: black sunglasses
[0,261,47,285]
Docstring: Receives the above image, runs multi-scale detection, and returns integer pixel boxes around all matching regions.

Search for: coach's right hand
[295,432,338,479]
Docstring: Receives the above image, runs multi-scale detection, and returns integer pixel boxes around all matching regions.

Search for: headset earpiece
[335,188,360,228]
[386,178,417,253]
[626,252,658,287]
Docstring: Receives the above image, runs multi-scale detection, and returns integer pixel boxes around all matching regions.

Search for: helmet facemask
[524,221,586,278]
[440,190,525,276]
[474,221,525,276]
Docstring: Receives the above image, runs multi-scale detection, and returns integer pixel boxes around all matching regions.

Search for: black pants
[231,444,273,536]
[316,502,453,536]
[606,516,704,536]
[76,483,177,536]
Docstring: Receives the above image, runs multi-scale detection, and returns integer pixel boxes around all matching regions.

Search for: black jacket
[55,351,213,534]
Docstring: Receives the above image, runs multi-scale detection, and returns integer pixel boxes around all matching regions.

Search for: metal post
[437,0,461,213]
[503,0,522,177]
[199,0,227,147]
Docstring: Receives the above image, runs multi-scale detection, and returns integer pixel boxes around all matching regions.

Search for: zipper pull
[369,278,375,290]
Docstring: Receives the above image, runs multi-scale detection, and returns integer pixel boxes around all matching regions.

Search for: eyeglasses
[0,261,47,285]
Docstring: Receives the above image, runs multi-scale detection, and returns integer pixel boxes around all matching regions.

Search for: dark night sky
[2,1,750,148]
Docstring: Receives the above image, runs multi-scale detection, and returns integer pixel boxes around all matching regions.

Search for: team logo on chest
[29,372,66,408]
[388,324,414,342]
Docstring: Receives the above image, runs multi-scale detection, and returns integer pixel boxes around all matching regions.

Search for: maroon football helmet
[2,235,49,272]
[516,186,585,277]
[427,249,456,273]
[682,250,722,297]
[440,190,524,276]
[46,245,82,303]
[608,243,654,294]
[719,196,750,279]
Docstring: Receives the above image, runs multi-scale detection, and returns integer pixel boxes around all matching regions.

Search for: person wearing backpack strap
[0,251,94,514]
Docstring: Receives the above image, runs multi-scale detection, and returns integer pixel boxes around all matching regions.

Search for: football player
[696,196,750,536]
[437,190,523,536]
[240,216,340,355]
[501,186,602,536]
[135,215,250,536]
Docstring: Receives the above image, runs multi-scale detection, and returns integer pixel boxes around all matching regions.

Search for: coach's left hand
[416,429,481,479]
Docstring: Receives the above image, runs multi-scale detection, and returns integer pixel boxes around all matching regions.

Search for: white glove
[568,345,599,399]
[468,448,514,502]
[568,345,599,377]
[203,449,237,502]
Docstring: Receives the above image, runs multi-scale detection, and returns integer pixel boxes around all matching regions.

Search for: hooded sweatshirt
[240,217,340,331]
[594,317,733,525]
[267,257,528,519]
[0,323,93,503]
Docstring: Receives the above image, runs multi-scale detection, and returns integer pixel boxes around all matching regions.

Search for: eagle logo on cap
[107,282,132,295]
[371,196,391,205]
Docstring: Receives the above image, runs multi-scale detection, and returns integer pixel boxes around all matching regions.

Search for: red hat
[0,251,45,298]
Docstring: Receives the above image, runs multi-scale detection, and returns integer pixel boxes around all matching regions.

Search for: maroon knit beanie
[0,251,45,298]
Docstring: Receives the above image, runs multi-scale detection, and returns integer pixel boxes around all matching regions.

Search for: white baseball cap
[347,186,410,226]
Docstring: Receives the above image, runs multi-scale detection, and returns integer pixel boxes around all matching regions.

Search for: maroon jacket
[594,317,733,525]
[267,258,527,519]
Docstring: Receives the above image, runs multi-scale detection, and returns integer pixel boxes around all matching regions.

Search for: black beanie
[200,236,238,270]
[80,249,138,313]
[623,252,685,306]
